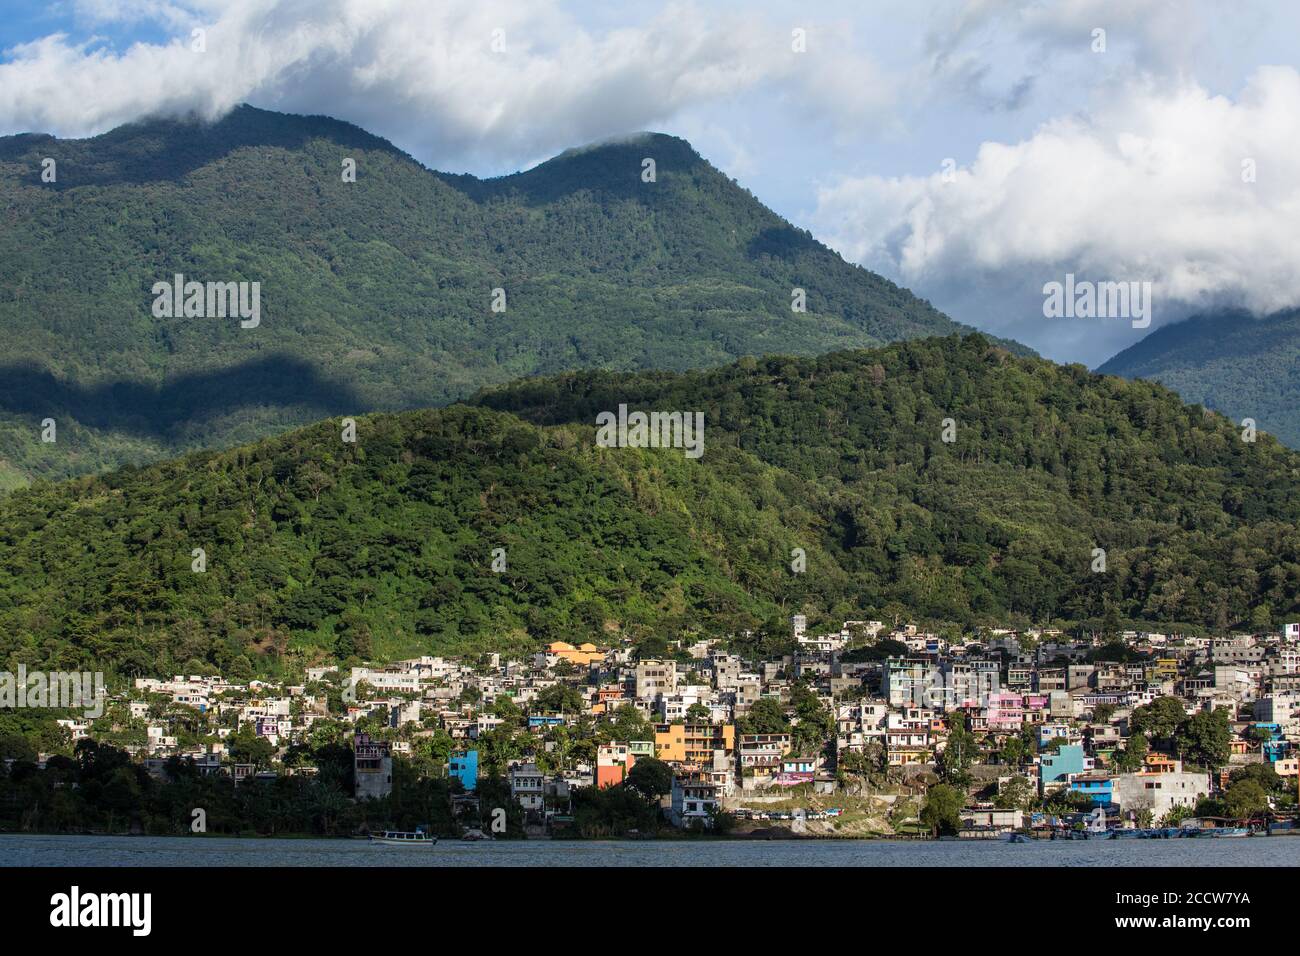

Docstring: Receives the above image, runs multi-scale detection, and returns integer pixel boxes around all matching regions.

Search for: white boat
[369,828,437,846]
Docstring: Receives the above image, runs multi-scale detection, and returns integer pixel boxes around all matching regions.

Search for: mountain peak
[0,104,409,187]
[0,105,997,485]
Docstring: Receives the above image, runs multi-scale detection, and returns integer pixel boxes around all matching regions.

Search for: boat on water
[369,827,437,846]
[1198,827,1251,838]
[461,828,492,842]
[1005,832,1033,843]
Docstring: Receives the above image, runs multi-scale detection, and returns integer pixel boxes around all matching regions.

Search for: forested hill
[1098,307,1300,448]
[2,335,1297,678]
[0,104,993,488]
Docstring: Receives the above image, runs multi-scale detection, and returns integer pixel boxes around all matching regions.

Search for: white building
[1112,762,1210,821]
[510,763,546,812]
[669,774,720,828]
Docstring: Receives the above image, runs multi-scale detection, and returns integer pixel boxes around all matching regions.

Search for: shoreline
[2,829,1292,843]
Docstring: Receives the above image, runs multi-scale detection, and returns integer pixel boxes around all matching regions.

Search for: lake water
[1,834,1295,866]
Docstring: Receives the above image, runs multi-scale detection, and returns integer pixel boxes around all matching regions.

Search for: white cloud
[812,67,1300,364]
[0,0,894,170]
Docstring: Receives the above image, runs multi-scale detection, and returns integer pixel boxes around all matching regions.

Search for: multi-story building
[510,763,546,812]
[669,773,719,828]
[654,722,736,767]
[353,733,392,800]
[596,744,633,788]
[1112,760,1209,820]
[634,660,678,702]
[738,733,791,775]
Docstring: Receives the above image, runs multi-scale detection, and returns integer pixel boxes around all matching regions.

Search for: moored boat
[369,827,437,846]
[1198,827,1250,837]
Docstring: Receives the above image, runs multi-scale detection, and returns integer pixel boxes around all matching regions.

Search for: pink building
[987,693,1026,732]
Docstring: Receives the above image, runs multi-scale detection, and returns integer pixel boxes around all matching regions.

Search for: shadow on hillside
[746,225,822,262]
[0,354,366,437]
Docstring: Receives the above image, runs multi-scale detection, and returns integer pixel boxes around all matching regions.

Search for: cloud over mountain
[0,0,887,170]
[812,67,1300,365]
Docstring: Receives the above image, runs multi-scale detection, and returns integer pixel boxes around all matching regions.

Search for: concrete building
[1039,744,1086,793]
[654,722,736,767]
[596,744,633,788]
[669,773,719,828]
[738,733,791,775]
[353,733,392,800]
[634,660,677,702]
[1112,761,1210,821]
[510,763,546,812]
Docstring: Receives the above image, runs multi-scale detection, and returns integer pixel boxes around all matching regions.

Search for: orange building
[596,743,635,788]
[592,684,625,716]
[546,641,604,667]
[653,723,736,767]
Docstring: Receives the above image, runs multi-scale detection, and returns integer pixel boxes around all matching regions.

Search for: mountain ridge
[0,105,1020,486]
[1098,307,1300,447]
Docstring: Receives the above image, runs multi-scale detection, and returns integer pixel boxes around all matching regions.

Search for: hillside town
[24,616,1300,839]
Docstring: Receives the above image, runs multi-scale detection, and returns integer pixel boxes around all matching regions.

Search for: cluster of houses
[44,615,1300,834]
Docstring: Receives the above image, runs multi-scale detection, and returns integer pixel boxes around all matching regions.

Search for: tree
[491,695,523,722]
[1130,697,1186,740]
[938,713,976,787]
[1112,732,1148,773]
[738,697,789,736]
[993,775,1035,812]
[998,734,1027,767]
[1044,788,1093,813]
[228,727,275,770]
[685,703,712,724]
[920,784,964,837]
[1222,779,1269,820]
[335,610,373,660]
[603,705,653,744]
[1092,703,1116,724]
[533,684,584,715]
[626,757,673,801]
[1175,708,1231,770]
[1228,762,1283,793]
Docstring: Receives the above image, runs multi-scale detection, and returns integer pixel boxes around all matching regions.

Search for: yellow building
[546,641,604,667]
[654,723,736,766]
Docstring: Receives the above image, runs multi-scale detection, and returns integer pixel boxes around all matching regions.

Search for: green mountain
[3,335,1297,678]
[0,104,999,488]
[1098,308,1300,447]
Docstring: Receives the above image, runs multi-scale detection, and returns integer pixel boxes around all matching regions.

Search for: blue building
[1069,775,1114,806]
[449,750,478,792]
[1040,744,1085,788]
[527,715,566,730]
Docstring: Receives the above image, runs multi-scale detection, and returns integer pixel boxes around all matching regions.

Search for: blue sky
[3,0,1299,365]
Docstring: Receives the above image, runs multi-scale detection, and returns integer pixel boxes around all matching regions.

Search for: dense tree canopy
[0,105,984,488]
[1,336,1298,677]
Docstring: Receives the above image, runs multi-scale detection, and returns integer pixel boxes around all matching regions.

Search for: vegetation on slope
[1,335,1297,679]
[1098,307,1300,448]
[0,104,992,484]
